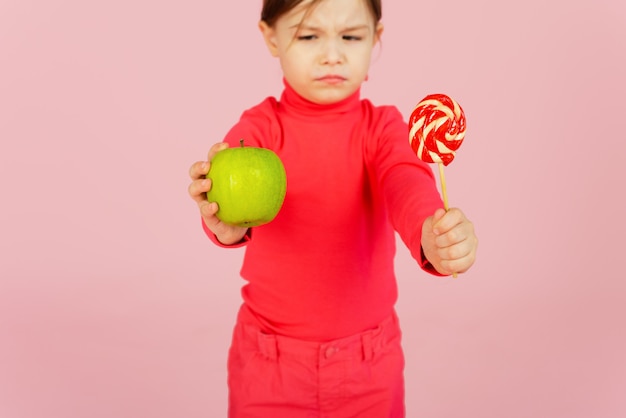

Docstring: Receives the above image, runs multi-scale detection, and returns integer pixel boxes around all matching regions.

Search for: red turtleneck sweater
[205,81,443,341]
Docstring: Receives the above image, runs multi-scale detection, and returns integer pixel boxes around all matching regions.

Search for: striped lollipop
[409,94,466,167]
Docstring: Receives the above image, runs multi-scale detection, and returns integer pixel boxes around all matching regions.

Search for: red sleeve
[370,106,445,276]
[221,98,282,150]
[202,218,252,248]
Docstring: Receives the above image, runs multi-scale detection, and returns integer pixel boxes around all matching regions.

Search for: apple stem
[240,139,244,148]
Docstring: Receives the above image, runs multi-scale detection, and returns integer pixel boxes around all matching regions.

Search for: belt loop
[362,331,373,361]
[257,332,278,361]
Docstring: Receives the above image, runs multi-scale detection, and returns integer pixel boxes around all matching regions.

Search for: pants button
[325,346,339,359]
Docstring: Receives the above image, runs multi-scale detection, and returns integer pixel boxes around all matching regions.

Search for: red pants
[227,305,405,418]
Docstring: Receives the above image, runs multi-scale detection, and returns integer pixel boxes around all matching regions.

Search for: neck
[279,79,361,118]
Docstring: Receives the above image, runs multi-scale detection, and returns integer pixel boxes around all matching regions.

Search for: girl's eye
[297,35,317,41]
[343,35,362,41]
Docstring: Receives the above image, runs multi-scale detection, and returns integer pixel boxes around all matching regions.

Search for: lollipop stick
[438,162,450,211]
[438,162,458,278]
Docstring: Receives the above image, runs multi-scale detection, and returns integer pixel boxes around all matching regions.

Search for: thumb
[422,209,446,238]
[431,208,447,235]
[432,207,446,222]
[422,208,445,232]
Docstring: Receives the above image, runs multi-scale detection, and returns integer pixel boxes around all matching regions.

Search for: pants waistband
[235,305,400,363]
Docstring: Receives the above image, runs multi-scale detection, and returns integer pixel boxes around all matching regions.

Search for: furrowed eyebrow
[342,24,370,32]
[289,24,318,31]
[289,24,371,32]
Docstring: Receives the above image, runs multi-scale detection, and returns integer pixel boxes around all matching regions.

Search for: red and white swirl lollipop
[409,94,466,167]
[409,94,467,211]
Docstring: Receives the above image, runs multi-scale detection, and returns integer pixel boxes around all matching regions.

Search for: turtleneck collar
[279,79,361,118]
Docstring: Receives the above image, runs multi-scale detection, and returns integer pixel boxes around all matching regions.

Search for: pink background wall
[1,0,625,417]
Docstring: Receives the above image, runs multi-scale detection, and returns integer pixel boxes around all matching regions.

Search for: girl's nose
[320,39,344,64]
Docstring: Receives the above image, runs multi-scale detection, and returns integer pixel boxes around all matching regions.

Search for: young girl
[188,0,478,416]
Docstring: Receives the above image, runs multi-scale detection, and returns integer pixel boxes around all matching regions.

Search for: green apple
[206,140,287,227]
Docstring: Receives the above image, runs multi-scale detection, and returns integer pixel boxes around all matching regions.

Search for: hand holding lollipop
[409,94,468,277]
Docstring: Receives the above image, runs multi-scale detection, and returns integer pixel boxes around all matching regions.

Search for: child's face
[260,0,383,105]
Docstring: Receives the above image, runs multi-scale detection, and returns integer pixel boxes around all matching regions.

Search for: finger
[433,207,464,235]
[207,142,229,161]
[432,208,446,224]
[445,250,477,275]
[437,233,478,271]
[199,200,219,221]
[424,208,445,237]
[189,161,210,180]
[441,237,472,260]
[188,178,211,204]
[435,218,475,249]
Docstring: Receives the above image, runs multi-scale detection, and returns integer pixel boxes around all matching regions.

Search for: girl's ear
[374,22,384,46]
[258,21,280,57]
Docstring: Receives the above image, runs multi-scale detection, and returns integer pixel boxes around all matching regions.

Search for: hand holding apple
[188,142,249,245]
